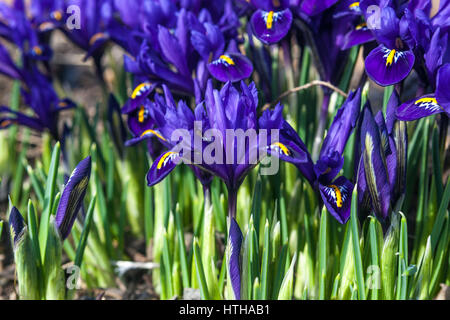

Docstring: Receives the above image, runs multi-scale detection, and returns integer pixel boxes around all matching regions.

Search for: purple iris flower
[143,80,308,197]
[140,80,308,299]
[55,156,92,240]
[119,1,252,97]
[294,88,362,224]
[334,0,375,50]
[0,61,75,139]
[396,63,450,121]
[0,0,53,62]
[63,0,130,60]
[30,0,66,34]
[362,2,419,86]
[250,0,293,44]
[357,90,407,220]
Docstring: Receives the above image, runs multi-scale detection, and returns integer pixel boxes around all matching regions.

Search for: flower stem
[227,187,237,219]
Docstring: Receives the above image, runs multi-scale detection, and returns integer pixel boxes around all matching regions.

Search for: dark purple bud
[55,156,92,240]
[360,107,391,219]
[9,207,26,249]
[228,218,243,300]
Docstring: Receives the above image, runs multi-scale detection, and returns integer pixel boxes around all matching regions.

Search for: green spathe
[13,226,41,300]
[44,218,65,300]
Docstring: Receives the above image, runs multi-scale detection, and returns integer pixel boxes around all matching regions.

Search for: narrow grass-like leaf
[331,274,340,299]
[74,196,96,268]
[162,228,174,299]
[417,236,433,299]
[432,127,443,203]
[271,243,288,299]
[25,162,45,205]
[193,238,210,300]
[144,182,154,244]
[430,211,449,295]
[93,155,113,257]
[260,219,270,299]
[39,142,60,262]
[350,187,366,300]
[318,206,328,299]
[174,203,190,289]
[277,252,297,300]
[27,200,44,296]
[118,180,128,257]
[250,175,262,237]
[396,212,408,300]
[11,132,28,203]
[430,177,450,252]
[368,217,381,299]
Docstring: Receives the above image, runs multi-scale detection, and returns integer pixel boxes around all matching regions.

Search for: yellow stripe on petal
[272,142,290,156]
[52,10,63,21]
[266,11,274,29]
[355,22,367,30]
[219,55,235,65]
[39,22,55,31]
[32,46,42,55]
[386,49,396,67]
[138,106,145,123]
[140,129,167,141]
[89,32,107,46]
[349,2,360,9]
[1,120,12,128]
[131,82,151,99]
[157,152,177,170]
[329,184,343,208]
[415,97,438,105]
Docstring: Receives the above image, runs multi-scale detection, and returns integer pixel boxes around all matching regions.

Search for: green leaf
[27,200,44,296]
[277,252,297,300]
[25,162,45,205]
[432,126,444,203]
[250,175,262,237]
[39,142,60,262]
[162,228,174,299]
[260,219,270,300]
[350,187,366,300]
[74,196,96,268]
[430,176,450,252]
[368,217,381,299]
[396,212,408,300]
[193,238,210,300]
[318,206,328,299]
[381,212,399,300]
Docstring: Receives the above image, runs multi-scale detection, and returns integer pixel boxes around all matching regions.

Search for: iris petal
[360,107,391,219]
[319,176,353,224]
[250,8,292,44]
[147,150,181,186]
[122,82,156,114]
[436,63,450,114]
[365,45,415,86]
[396,94,445,121]
[208,53,253,82]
